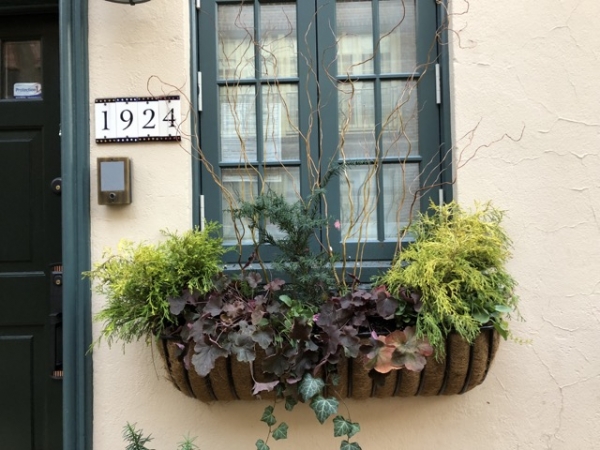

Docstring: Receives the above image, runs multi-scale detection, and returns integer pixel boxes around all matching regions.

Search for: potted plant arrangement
[87,196,519,450]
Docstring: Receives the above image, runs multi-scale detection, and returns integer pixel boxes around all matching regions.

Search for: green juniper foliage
[377,201,518,354]
[233,187,337,305]
[85,223,227,345]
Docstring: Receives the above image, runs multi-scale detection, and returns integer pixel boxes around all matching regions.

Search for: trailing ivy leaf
[255,439,269,450]
[310,396,339,424]
[333,416,360,438]
[495,304,513,313]
[272,422,289,440]
[340,440,362,450]
[260,406,277,427]
[285,396,298,411]
[299,373,325,402]
[191,341,228,376]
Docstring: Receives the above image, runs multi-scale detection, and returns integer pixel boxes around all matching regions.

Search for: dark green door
[0,13,62,450]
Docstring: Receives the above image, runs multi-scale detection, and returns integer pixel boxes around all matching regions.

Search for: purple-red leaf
[246,272,262,289]
[363,327,432,374]
[192,340,228,376]
[204,294,224,317]
[252,380,279,396]
[376,295,398,319]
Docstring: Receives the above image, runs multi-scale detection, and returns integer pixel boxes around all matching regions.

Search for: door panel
[0,13,62,450]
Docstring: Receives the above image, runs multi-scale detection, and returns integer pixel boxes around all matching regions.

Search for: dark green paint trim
[59,0,93,449]
[191,0,201,227]
[438,0,453,204]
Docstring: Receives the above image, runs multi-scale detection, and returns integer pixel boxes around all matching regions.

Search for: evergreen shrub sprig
[377,201,519,354]
[86,223,227,345]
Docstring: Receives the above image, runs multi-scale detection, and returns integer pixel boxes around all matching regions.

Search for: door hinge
[439,188,444,206]
[200,194,205,230]
[435,63,441,105]
[196,0,200,10]
[198,71,203,112]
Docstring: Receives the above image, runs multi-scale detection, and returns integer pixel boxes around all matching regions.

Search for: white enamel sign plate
[94,96,182,143]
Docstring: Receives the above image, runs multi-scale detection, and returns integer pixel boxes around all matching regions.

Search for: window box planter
[159,325,499,402]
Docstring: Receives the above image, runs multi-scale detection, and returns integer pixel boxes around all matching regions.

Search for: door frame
[59,1,92,450]
[0,2,91,449]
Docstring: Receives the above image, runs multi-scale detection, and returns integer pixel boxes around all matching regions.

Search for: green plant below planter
[122,423,198,450]
[87,199,519,450]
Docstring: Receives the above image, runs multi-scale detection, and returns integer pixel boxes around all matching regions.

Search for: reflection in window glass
[218,4,255,80]
[220,85,257,162]
[380,0,416,73]
[383,164,419,239]
[339,165,378,241]
[2,40,42,100]
[338,81,375,159]
[222,169,259,244]
[263,83,299,161]
[337,0,373,76]
[381,80,419,157]
[264,167,301,239]
[260,3,297,78]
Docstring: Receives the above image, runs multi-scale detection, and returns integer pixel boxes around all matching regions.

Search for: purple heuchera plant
[166,273,427,394]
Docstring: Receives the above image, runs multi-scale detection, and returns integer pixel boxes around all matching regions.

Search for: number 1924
[95,96,181,143]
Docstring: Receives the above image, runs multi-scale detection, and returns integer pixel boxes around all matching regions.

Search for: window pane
[339,165,378,241]
[220,85,257,162]
[263,83,299,161]
[338,81,375,158]
[218,4,255,80]
[2,40,42,99]
[383,163,419,239]
[260,3,297,78]
[379,0,416,73]
[222,169,259,244]
[336,0,373,76]
[264,167,301,239]
[381,80,418,157]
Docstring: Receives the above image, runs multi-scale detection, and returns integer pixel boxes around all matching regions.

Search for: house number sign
[94,96,182,143]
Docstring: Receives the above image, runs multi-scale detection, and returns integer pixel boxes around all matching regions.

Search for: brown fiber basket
[158,327,500,402]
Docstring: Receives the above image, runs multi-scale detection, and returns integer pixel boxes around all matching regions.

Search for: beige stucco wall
[89,1,600,449]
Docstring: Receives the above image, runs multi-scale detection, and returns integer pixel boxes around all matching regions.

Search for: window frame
[196,0,449,276]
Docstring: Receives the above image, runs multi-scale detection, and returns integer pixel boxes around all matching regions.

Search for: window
[198,0,443,270]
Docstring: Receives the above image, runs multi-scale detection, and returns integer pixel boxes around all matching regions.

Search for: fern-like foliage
[123,423,154,450]
[86,223,227,345]
[377,201,518,354]
[122,423,199,450]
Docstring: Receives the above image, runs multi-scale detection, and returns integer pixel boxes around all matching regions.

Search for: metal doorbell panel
[97,157,132,205]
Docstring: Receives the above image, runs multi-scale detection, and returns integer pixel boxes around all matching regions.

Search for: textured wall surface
[90,1,600,449]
